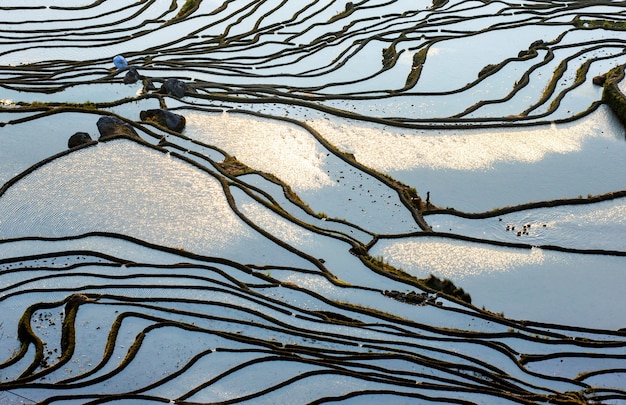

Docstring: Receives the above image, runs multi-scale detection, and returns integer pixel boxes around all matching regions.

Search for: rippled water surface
[2,1,626,404]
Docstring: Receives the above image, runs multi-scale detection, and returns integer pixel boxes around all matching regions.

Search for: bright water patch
[0,139,253,256]
[311,107,626,211]
[372,237,626,329]
[428,198,626,251]
[185,111,334,192]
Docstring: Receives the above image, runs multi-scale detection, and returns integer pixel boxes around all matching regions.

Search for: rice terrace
[1,0,626,403]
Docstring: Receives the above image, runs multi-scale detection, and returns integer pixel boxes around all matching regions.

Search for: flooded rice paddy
[1,1,626,403]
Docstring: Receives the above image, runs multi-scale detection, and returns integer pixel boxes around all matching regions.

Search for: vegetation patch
[573,17,626,30]
[176,0,201,19]
[601,65,626,126]
[478,63,499,78]
[382,44,397,69]
[431,0,449,9]
[363,254,472,304]
[217,155,253,176]
[328,2,355,23]
[404,48,428,88]
[423,274,472,303]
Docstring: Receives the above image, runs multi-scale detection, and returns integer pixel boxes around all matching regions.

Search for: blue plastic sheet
[113,55,128,70]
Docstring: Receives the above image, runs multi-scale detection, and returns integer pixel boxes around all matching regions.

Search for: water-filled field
[1,1,626,403]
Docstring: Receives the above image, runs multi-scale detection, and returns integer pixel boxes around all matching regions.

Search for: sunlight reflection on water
[186,112,334,192]
[0,140,252,253]
[310,110,614,172]
[376,239,546,279]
